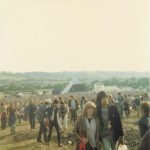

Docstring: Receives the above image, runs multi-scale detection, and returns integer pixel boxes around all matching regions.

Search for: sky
[0,0,149,72]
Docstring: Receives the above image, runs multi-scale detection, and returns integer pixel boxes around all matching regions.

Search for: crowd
[0,92,149,150]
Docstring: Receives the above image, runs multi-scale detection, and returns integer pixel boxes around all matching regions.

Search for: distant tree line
[0,77,149,94]
[100,77,149,89]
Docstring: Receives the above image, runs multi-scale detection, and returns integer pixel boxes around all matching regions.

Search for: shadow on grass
[6,142,41,150]
[0,134,12,140]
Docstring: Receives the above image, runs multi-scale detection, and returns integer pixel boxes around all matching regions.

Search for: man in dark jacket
[36,100,49,143]
[46,99,62,147]
[117,93,124,118]
[138,102,150,137]
[8,104,16,135]
[27,100,37,131]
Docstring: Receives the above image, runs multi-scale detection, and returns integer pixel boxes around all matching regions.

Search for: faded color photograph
[0,0,149,150]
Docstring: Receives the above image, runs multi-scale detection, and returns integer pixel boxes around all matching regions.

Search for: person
[8,104,16,135]
[74,101,100,150]
[80,96,86,112]
[134,95,141,117]
[58,100,69,135]
[124,95,130,118]
[68,95,79,123]
[27,100,37,131]
[143,93,150,101]
[36,100,49,143]
[46,99,62,147]
[0,102,7,129]
[137,128,150,150]
[117,93,124,118]
[138,102,150,137]
[16,104,24,124]
[107,94,115,106]
[96,91,124,150]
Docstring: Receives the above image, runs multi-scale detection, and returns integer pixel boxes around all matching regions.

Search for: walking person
[36,100,50,143]
[135,95,141,117]
[16,104,23,124]
[96,91,124,150]
[68,95,79,123]
[0,102,7,130]
[117,93,124,118]
[58,100,69,135]
[143,93,150,101]
[74,101,100,150]
[107,94,115,106]
[124,95,130,118]
[138,102,150,137]
[8,104,16,135]
[80,96,86,112]
[46,99,62,147]
[27,100,37,131]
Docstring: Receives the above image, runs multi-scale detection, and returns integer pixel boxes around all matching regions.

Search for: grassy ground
[0,110,140,150]
[0,120,74,150]
[0,92,4,98]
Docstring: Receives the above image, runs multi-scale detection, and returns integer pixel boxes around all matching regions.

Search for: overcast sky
[0,0,149,72]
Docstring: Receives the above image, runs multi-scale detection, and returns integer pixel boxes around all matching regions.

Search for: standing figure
[46,99,62,147]
[138,102,150,137]
[124,95,130,118]
[74,101,100,150]
[8,104,16,135]
[36,100,49,143]
[117,93,124,118]
[68,95,79,123]
[143,93,150,102]
[28,100,37,131]
[96,91,124,150]
[134,95,141,117]
[0,103,7,130]
[80,96,86,112]
[58,100,69,135]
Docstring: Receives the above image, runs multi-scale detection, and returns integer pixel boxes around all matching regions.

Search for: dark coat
[46,106,54,120]
[8,108,16,125]
[138,115,150,137]
[28,104,37,117]
[97,105,124,142]
[35,104,47,122]
[137,128,150,150]
[46,106,59,121]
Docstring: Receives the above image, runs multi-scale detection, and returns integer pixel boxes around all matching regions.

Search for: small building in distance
[93,83,120,93]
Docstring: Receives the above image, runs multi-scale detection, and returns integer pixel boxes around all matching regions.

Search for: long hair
[96,91,106,107]
[83,101,96,118]
[96,91,107,127]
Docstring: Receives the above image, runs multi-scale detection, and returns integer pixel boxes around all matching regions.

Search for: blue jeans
[101,136,116,150]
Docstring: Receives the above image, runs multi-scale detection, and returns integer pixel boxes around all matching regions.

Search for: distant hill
[0,71,149,81]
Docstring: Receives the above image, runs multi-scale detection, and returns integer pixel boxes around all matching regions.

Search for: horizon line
[0,70,150,73]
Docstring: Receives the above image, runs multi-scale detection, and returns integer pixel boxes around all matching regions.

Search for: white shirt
[70,99,76,109]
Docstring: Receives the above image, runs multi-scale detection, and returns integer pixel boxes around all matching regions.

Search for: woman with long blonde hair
[74,101,100,150]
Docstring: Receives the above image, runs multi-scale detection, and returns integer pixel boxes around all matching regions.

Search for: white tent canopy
[61,78,80,94]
